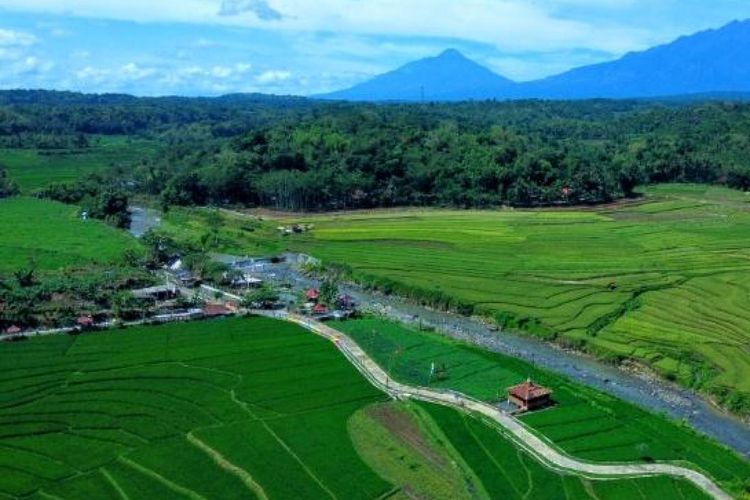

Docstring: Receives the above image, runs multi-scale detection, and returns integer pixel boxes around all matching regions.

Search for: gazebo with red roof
[507,379,552,412]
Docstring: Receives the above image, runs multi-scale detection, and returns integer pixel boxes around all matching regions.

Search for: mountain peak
[317,49,514,102]
[437,48,466,60]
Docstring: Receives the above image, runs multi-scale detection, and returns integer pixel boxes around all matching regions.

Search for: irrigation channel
[237,253,750,458]
[123,207,750,457]
[254,309,733,500]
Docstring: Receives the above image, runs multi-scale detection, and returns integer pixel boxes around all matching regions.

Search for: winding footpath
[254,310,733,500]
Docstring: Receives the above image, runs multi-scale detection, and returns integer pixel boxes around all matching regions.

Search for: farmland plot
[269,185,750,415]
[337,318,750,497]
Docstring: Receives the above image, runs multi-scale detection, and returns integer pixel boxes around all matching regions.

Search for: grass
[0,316,722,499]
[156,206,285,256]
[335,317,750,497]
[256,184,750,414]
[0,136,158,192]
[0,197,140,273]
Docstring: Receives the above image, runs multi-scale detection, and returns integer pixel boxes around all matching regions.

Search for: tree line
[2,90,750,211]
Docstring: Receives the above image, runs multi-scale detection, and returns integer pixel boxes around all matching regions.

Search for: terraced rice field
[336,318,750,497]
[0,316,719,499]
[0,317,391,498]
[0,136,158,192]
[272,185,750,413]
[0,197,141,273]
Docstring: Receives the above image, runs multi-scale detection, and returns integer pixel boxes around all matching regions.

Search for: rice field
[0,136,158,192]
[0,197,141,273]
[270,184,750,413]
[0,316,721,499]
[336,317,750,497]
[0,317,391,499]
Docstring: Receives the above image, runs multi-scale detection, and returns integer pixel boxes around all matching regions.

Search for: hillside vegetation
[266,185,750,416]
[2,91,750,212]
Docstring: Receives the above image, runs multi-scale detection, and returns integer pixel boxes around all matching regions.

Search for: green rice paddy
[271,184,750,413]
[0,136,158,192]
[336,317,750,497]
[0,197,140,273]
[0,317,719,499]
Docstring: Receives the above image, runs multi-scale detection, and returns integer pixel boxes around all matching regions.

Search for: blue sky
[0,0,748,96]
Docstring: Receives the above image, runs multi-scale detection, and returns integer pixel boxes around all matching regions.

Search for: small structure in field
[507,379,552,412]
[132,285,179,301]
[335,294,356,311]
[4,325,22,335]
[202,303,233,318]
[76,315,95,329]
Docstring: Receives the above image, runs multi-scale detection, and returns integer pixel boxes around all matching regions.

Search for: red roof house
[77,315,95,328]
[203,304,232,317]
[507,379,552,411]
[305,288,320,301]
[4,325,22,335]
[312,303,328,315]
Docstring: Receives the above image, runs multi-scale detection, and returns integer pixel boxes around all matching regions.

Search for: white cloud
[0,0,664,54]
[0,28,37,47]
[255,69,291,84]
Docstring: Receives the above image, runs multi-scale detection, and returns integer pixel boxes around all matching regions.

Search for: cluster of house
[303,288,356,320]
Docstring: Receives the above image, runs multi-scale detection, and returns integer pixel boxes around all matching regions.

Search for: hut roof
[508,380,552,401]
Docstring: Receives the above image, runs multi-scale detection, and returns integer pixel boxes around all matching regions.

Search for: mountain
[319,19,750,101]
[317,49,515,102]
[521,19,750,99]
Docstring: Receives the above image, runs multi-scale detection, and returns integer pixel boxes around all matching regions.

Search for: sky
[0,0,749,96]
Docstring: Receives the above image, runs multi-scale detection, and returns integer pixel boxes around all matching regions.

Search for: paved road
[255,310,733,500]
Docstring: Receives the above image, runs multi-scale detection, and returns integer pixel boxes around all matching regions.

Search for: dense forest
[2,90,750,211]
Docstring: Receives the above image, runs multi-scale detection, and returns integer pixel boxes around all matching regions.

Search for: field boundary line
[118,456,207,500]
[187,432,269,500]
[254,310,734,500]
[100,467,130,500]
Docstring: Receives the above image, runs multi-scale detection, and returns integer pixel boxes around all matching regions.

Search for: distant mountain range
[318,19,750,101]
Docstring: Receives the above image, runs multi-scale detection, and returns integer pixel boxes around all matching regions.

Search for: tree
[319,279,338,306]
[0,168,18,199]
[242,284,280,309]
[113,291,144,321]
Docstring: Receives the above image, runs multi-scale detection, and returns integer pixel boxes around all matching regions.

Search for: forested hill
[2,90,750,211]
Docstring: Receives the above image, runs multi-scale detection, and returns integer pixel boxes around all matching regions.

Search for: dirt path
[187,433,269,500]
[255,310,733,500]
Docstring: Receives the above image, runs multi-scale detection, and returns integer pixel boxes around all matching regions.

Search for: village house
[507,379,552,412]
[305,288,320,302]
[4,325,22,335]
[76,315,95,329]
[132,285,179,301]
[202,303,233,318]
